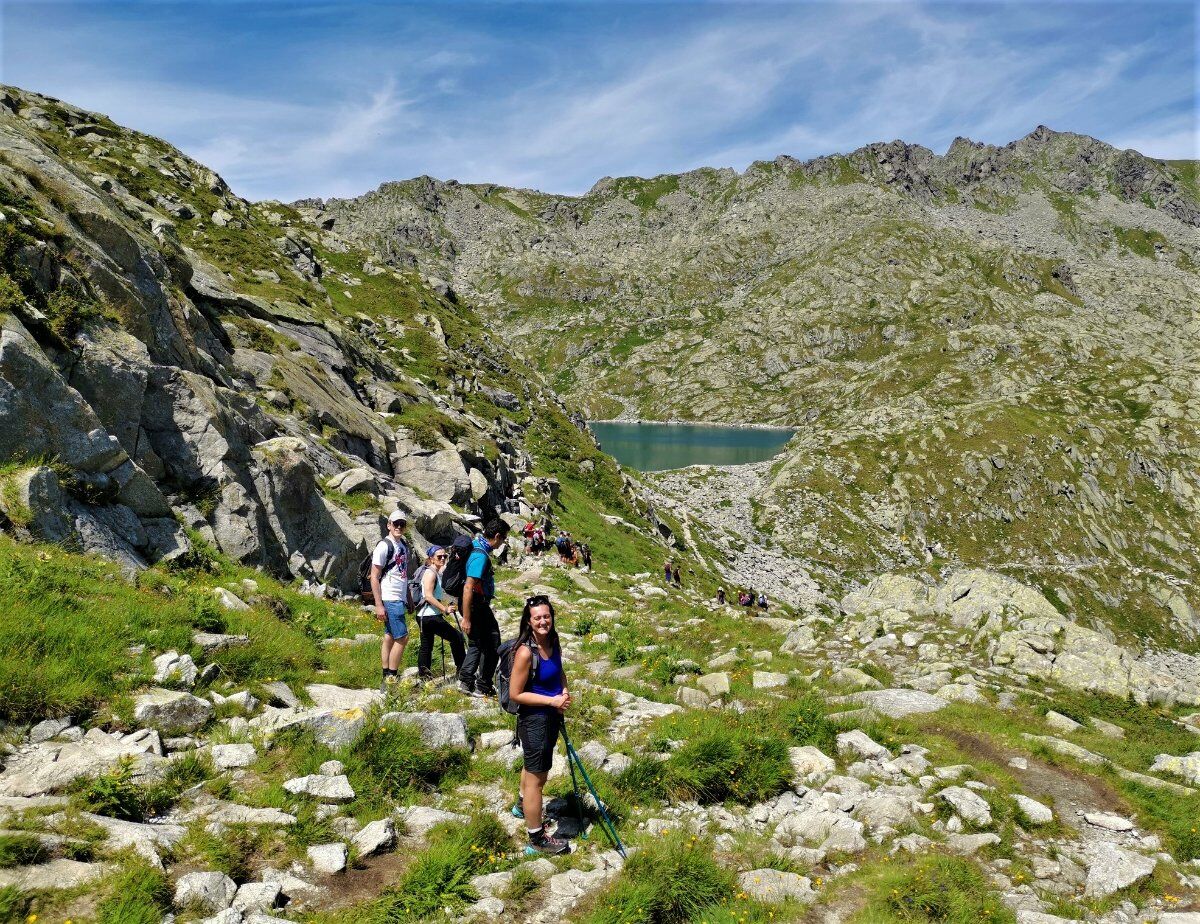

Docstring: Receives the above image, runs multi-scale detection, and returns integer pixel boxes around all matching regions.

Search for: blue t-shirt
[529,645,564,698]
[466,536,494,600]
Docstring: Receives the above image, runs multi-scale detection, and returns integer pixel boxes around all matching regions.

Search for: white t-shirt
[371,538,409,602]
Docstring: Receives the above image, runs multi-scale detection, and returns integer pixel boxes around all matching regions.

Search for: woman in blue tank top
[509,594,571,855]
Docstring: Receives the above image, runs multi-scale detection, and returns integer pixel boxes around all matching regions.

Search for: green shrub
[855,853,1015,923]
[343,722,470,803]
[180,823,267,880]
[367,815,511,919]
[95,858,171,924]
[581,833,735,924]
[777,692,839,754]
[664,727,790,805]
[500,866,540,902]
[0,833,48,868]
[73,759,174,822]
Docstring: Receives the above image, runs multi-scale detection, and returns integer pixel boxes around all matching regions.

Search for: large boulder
[392,429,471,504]
[0,728,163,797]
[381,711,470,749]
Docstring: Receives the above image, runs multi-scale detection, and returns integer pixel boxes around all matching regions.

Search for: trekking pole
[561,724,627,858]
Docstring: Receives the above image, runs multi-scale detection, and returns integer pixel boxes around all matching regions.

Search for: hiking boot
[457,680,474,696]
[511,801,525,819]
[526,830,569,856]
[474,686,497,699]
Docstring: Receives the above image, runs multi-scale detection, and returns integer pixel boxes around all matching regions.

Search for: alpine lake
[587,421,796,472]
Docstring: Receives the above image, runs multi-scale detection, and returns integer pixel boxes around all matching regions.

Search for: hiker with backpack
[369,510,412,693]
[414,545,465,683]
[454,519,510,697]
[506,594,571,855]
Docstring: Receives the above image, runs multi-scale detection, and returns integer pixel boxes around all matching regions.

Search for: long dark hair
[517,595,559,654]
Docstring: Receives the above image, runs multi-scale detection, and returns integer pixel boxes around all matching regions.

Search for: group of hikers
[717,586,770,610]
[522,517,591,569]
[366,512,573,855]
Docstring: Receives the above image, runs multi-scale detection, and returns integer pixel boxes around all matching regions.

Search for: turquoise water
[588,421,796,472]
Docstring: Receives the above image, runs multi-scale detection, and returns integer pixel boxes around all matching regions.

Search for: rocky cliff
[0,85,648,592]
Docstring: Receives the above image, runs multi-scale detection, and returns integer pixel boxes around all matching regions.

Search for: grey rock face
[736,869,815,905]
[381,711,471,749]
[1082,844,1155,898]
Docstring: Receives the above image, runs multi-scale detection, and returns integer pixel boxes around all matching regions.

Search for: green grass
[0,534,368,723]
[94,858,172,924]
[1112,225,1167,259]
[346,815,512,921]
[848,853,1014,923]
[0,833,48,868]
[343,722,472,807]
[579,833,748,924]
[617,712,790,806]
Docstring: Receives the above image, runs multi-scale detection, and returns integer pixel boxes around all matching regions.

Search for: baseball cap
[388,510,408,524]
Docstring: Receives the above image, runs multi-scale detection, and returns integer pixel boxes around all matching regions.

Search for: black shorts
[517,708,562,774]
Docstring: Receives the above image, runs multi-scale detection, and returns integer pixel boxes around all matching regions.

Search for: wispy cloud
[2,1,1194,200]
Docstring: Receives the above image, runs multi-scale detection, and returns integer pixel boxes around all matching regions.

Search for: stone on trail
[28,718,71,743]
[737,869,816,905]
[212,587,250,611]
[193,631,251,653]
[0,728,163,797]
[836,730,890,761]
[675,686,710,708]
[937,786,993,826]
[284,774,355,802]
[261,681,300,707]
[1017,913,1078,924]
[175,871,237,912]
[752,671,788,690]
[831,689,949,719]
[1149,750,1200,785]
[232,881,283,913]
[696,672,730,696]
[351,818,396,857]
[1083,811,1134,832]
[789,746,836,783]
[211,743,257,769]
[1012,794,1054,825]
[153,650,198,686]
[1045,710,1082,734]
[1083,844,1156,898]
[133,688,213,733]
[307,842,348,875]
[381,711,470,748]
[829,667,882,690]
[305,684,383,710]
[396,805,469,837]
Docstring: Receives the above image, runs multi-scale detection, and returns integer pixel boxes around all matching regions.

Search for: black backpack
[440,534,476,600]
[358,538,400,605]
[496,638,538,716]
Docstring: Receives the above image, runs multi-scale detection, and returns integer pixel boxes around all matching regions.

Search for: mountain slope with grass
[313,126,1200,654]
[1,84,1199,924]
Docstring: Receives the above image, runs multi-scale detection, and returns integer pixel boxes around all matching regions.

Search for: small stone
[28,718,71,743]
[319,760,346,776]
[351,818,396,857]
[752,671,788,690]
[1088,717,1125,739]
[232,881,282,913]
[737,869,816,905]
[836,730,890,761]
[696,672,730,696]
[211,744,257,770]
[212,587,249,611]
[1007,757,1028,770]
[1012,794,1053,825]
[1084,812,1134,832]
[307,842,348,875]
[174,871,237,912]
[284,774,355,802]
[1045,711,1082,734]
[937,786,992,826]
[1083,844,1155,897]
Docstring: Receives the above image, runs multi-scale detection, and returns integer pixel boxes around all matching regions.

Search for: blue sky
[2,1,1195,202]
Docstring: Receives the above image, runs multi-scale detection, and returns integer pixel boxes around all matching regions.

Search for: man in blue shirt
[457,519,510,697]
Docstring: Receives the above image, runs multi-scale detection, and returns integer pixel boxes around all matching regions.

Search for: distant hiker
[758,592,769,611]
[664,560,673,584]
[672,565,682,588]
[579,542,592,570]
[458,519,510,697]
[416,546,465,682]
[717,588,726,606]
[371,510,412,693]
[508,594,572,855]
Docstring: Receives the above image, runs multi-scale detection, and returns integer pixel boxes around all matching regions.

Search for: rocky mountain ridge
[312,125,1199,652]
